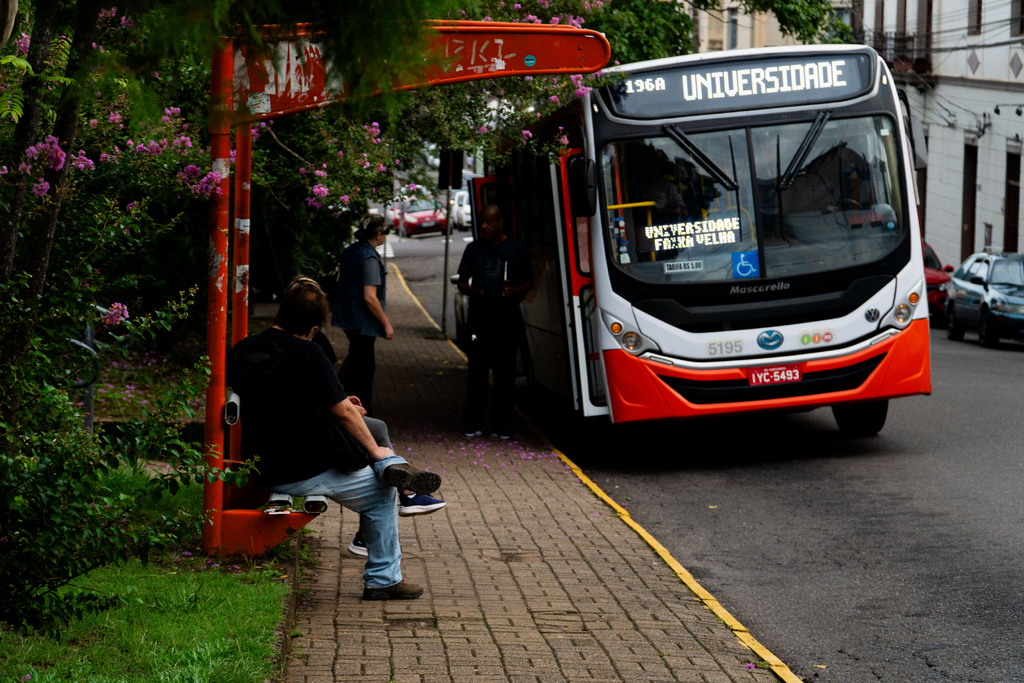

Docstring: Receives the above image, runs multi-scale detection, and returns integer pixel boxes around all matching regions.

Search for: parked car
[394,197,446,237]
[945,250,1024,346]
[453,190,472,230]
[922,242,953,326]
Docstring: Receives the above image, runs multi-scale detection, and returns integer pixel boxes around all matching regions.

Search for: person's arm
[329,397,393,461]
[502,274,534,298]
[362,285,394,339]
[457,246,485,297]
[457,275,485,297]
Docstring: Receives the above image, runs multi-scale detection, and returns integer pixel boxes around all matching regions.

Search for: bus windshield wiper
[664,125,738,192]
[778,110,832,190]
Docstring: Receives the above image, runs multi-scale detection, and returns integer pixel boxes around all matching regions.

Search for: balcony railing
[870,31,933,75]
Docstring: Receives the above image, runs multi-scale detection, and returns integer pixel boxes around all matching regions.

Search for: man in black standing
[456,204,535,439]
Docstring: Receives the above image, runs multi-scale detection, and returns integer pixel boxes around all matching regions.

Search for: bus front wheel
[832,400,888,437]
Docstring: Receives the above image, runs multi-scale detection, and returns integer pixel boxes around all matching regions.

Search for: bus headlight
[622,332,642,351]
[880,279,925,330]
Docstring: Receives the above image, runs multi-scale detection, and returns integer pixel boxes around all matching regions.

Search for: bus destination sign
[604,51,874,119]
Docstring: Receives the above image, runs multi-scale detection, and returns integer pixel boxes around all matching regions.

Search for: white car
[453,190,472,230]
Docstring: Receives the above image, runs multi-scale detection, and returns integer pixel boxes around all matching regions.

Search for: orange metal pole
[203,38,234,555]
[228,124,252,470]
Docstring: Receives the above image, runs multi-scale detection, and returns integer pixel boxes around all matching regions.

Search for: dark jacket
[332,240,386,336]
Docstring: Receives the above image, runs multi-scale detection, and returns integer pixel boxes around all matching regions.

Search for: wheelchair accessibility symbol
[732,251,760,279]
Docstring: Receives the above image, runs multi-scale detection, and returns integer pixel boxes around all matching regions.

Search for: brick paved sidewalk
[279,267,791,683]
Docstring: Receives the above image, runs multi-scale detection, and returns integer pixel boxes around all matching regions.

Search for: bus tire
[832,400,888,437]
[946,304,965,341]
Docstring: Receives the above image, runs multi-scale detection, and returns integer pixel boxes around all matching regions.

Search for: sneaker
[362,580,423,600]
[347,531,368,557]
[303,495,329,514]
[492,429,512,440]
[382,463,441,495]
[458,426,483,437]
[399,492,447,516]
[263,493,292,515]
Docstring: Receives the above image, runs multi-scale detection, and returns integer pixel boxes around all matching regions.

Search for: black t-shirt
[457,237,534,329]
[225,327,347,485]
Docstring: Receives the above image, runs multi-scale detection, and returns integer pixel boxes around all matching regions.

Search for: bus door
[557,153,609,417]
[469,168,608,417]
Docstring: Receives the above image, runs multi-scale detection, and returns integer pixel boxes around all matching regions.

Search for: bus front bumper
[602,319,932,424]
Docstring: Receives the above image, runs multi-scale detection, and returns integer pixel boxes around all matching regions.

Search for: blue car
[946,250,1024,347]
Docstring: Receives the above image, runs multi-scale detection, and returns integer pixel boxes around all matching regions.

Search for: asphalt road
[393,235,1024,683]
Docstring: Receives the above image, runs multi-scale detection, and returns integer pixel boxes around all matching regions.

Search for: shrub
[0,285,217,634]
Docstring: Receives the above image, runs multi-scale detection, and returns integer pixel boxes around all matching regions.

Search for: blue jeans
[266,417,404,589]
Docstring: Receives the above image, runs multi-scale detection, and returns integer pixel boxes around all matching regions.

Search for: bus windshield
[599,115,905,284]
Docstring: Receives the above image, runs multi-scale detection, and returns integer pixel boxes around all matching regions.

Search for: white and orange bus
[466,45,930,436]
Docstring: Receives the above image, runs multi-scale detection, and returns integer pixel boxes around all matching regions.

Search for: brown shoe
[362,580,424,600]
[382,463,440,494]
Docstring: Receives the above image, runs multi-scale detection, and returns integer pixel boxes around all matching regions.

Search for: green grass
[5,332,296,682]
[0,553,291,682]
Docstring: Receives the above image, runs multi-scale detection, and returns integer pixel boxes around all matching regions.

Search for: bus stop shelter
[202,20,610,555]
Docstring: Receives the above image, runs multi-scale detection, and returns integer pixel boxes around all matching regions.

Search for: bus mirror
[568,157,597,217]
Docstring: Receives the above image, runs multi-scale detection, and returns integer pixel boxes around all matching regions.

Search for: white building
[859,0,1024,267]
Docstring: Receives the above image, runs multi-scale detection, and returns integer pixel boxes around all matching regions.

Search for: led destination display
[605,50,875,119]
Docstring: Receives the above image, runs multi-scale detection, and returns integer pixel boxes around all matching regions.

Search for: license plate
[748,364,802,386]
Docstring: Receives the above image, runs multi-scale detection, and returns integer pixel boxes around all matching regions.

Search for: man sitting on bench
[225,277,439,600]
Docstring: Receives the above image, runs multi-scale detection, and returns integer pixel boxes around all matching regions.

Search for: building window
[1013,0,1024,37]
[1005,150,1021,253]
[962,143,978,260]
[969,0,982,36]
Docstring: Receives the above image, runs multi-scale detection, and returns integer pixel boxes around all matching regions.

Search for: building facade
[861,0,1024,267]
[693,0,1024,268]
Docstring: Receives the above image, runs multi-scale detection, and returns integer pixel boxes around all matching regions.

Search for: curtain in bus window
[600,131,756,283]
[750,116,904,277]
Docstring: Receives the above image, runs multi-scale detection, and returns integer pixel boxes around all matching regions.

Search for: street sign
[230,21,611,123]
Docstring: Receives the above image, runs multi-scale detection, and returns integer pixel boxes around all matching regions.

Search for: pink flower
[101,302,129,327]
[521,129,533,143]
[71,150,95,171]
[31,178,50,197]
[25,136,66,171]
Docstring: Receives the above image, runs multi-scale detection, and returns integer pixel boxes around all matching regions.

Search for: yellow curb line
[393,259,801,682]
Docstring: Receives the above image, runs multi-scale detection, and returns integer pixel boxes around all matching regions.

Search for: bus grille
[657,354,886,405]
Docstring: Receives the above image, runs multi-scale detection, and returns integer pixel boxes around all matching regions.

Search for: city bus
[465,45,931,436]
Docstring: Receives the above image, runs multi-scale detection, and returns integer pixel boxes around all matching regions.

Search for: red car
[394,197,447,237]
[923,242,953,326]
